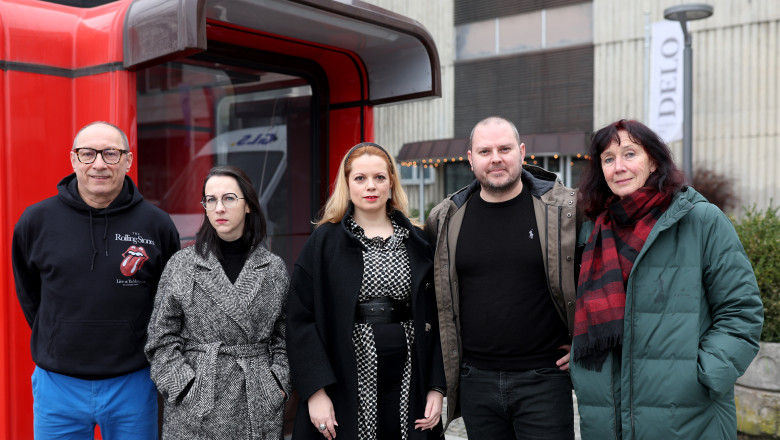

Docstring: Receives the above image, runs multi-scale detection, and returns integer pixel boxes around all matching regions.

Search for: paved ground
[442,391,581,440]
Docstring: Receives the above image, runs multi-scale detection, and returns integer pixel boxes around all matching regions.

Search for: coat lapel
[193,248,271,338]
[235,248,272,336]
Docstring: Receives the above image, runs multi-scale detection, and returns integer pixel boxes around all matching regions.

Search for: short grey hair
[72,121,130,151]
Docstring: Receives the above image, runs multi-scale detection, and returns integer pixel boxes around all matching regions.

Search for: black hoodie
[12,174,180,379]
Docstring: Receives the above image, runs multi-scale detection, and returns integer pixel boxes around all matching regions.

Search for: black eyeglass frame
[72,148,128,165]
[201,193,245,210]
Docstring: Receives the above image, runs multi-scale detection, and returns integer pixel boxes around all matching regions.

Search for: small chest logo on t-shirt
[120,245,149,277]
[529,229,535,240]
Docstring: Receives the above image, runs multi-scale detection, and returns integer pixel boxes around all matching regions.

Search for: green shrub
[733,204,780,342]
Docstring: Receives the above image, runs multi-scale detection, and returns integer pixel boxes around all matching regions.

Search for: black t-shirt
[456,185,569,371]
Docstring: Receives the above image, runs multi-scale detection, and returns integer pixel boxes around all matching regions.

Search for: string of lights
[399,154,590,169]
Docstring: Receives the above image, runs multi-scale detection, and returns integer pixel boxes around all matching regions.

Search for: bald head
[468,117,520,151]
[73,121,129,151]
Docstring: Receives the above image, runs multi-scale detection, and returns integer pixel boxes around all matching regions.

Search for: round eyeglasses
[73,148,128,165]
[201,193,245,210]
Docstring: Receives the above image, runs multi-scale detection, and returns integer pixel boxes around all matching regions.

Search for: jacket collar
[649,186,702,232]
[192,246,273,337]
[337,205,429,254]
[193,244,272,271]
[449,164,560,209]
[628,187,703,271]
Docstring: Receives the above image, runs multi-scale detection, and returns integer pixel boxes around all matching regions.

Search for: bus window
[136,60,315,269]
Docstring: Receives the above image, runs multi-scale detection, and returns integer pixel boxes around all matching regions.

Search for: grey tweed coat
[145,245,291,439]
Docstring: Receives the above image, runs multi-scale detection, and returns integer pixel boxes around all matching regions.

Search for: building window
[456,2,593,61]
[545,3,594,49]
[444,161,474,195]
[400,164,435,184]
[525,154,589,188]
[499,11,542,55]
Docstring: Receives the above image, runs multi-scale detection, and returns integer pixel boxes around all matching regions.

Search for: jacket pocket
[257,363,285,411]
[175,376,198,410]
[532,367,571,379]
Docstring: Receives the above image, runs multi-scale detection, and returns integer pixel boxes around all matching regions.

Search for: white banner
[648,21,684,143]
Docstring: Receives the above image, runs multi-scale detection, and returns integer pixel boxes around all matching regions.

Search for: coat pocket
[257,363,285,410]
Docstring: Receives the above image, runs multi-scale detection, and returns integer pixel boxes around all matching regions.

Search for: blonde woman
[287,143,445,440]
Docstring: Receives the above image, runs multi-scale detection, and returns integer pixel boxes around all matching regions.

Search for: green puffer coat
[571,187,763,440]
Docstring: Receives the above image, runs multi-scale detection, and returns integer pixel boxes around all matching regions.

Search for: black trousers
[373,323,407,440]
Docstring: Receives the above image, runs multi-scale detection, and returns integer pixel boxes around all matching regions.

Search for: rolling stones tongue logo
[120,245,149,276]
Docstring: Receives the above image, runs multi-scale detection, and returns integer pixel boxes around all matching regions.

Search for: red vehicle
[0,0,440,437]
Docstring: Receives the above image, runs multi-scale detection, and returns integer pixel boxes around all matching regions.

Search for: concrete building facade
[368,0,780,216]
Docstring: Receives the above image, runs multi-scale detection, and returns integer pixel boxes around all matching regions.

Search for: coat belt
[187,341,270,436]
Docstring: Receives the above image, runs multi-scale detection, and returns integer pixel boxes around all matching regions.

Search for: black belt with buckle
[355,297,412,324]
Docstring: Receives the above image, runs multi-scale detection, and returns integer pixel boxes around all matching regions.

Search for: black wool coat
[286,211,446,440]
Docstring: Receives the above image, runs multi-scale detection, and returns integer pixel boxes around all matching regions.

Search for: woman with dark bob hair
[570,119,763,439]
[286,142,445,440]
[146,165,290,439]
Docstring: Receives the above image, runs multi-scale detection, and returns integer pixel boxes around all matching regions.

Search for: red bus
[0,0,440,437]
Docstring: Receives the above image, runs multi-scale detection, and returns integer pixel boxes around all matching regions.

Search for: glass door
[136,58,317,268]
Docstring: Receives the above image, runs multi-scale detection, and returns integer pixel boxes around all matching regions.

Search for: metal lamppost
[663,3,713,182]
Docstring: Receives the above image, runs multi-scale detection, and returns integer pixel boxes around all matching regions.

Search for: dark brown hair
[195,166,266,258]
[579,119,686,219]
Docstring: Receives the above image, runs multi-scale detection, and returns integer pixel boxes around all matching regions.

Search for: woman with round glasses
[286,143,446,440]
[146,165,291,439]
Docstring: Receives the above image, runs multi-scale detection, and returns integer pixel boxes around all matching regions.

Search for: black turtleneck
[218,238,250,284]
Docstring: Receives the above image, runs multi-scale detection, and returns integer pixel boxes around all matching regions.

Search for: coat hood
[449,164,560,209]
[654,186,704,229]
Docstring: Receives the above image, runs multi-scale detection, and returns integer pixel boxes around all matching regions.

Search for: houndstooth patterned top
[346,216,415,440]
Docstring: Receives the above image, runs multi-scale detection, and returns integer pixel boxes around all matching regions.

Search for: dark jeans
[459,362,574,440]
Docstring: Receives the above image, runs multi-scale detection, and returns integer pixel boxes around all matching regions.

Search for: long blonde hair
[316,142,410,226]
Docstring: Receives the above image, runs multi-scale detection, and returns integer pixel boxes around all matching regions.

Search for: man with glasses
[12,121,180,439]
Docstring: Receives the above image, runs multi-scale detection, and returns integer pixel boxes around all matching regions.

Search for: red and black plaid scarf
[572,187,671,371]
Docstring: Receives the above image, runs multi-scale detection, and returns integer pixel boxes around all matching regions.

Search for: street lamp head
[664,3,713,22]
[662,3,713,184]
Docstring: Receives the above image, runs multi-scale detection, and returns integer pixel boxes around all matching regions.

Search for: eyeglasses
[201,193,245,210]
[73,148,128,165]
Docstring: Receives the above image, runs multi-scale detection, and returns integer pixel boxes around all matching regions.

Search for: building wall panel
[365,0,455,157]
[455,0,589,25]
[454,46,594,137]
[593,0,780,213]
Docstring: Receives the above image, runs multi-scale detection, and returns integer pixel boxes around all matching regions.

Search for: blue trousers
[459,363,574,440]
[32,366,158,440]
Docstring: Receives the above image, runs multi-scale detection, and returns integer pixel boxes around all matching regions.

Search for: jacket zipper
[629,276,635,439]
[611,356,620,440]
